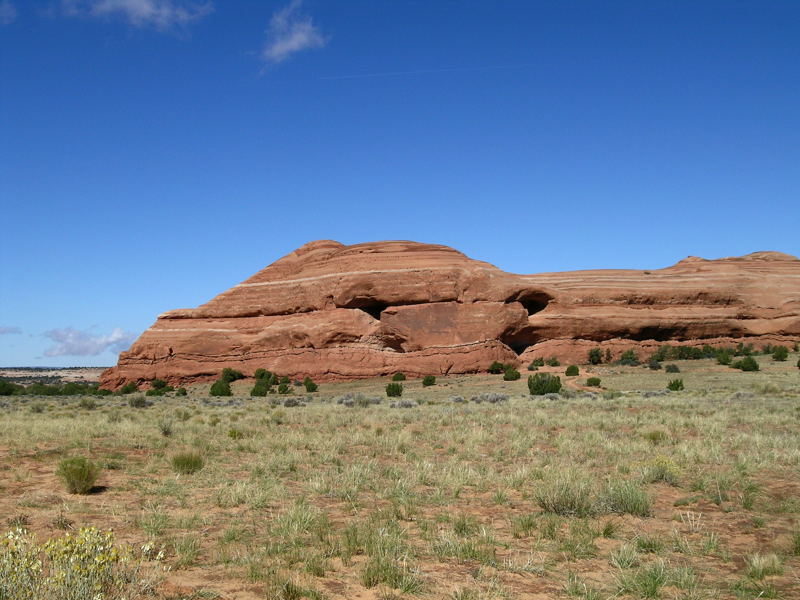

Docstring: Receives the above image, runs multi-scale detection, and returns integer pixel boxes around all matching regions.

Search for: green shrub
[503,366,520,381]
[667,379,684,391]
[386,383,403,397]
[772,345,789,361]
[664,364,680,373]
[254,368,269,380]
[209,379,232,396]
[221,368,245,383]
[171,452,204,475]
[279,376,291,385]
[277,383,291,394]
[528,373,562,395]
[303,377,318,392]
[151,379,167,390]
[586,377,601,387]
[618,349,639,366]
[588,348,602,365]
[391,372,406,381]
[250,379,271,397]
[0,380,17,395]
[175,387,187,396]
[488,361,505,374]
[648,359,662,370]
[565,365,579,376]
[56,457,101,494]
[732,356,760,371]
[127,396,147,408]
[717,350,732,365]
[422,375,436,387]
[145,388,164,397]
[546,356,560,367]
[119,382,138,394]
[529,357,545,368]
[797,357,800,369]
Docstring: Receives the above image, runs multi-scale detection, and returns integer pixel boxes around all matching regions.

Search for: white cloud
[63,0,213,29]
[43,327,137,357]
[0,326,22,335]
[0,0,17,25]
[262,0,326,66]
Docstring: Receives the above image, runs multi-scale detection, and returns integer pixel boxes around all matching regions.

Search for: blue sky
[1,0,798,367]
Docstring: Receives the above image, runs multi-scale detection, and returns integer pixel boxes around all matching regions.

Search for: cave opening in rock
[342,299,390,320]
[507,341,532,355]
[505,290,553,316]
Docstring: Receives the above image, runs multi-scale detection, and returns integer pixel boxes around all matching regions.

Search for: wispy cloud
[62,0,213,30]
[43,327,137,357]
[0,0,17,25]
[0,326,22,335]
[262,0,326,67]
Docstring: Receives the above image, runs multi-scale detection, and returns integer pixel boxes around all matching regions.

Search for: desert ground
[1,354,799,599]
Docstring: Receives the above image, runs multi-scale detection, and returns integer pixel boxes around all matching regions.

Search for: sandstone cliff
[100,241,800,388]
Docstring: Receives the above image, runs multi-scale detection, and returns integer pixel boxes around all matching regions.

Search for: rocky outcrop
[100,241,800,388]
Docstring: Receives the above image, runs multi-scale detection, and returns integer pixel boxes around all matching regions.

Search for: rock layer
[101,241,800,388]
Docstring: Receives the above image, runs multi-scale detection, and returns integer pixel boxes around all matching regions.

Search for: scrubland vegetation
[1,348,799,599]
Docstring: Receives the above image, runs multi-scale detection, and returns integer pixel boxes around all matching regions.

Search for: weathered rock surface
[101,241,800,388]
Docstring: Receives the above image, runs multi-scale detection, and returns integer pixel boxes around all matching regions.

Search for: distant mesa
[100,241,800,389]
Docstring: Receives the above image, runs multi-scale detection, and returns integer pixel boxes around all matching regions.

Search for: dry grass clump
[170,452,204,475]
[55,457,101,494]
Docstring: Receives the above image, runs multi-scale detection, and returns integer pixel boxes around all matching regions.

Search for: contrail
[320,63,530,81]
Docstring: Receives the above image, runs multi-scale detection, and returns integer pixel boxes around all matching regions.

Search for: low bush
[422,375,436,387]
[56,457,101,494]
[158,418,173,437]
[732,356,760,371]
[175,387,187,396]
[546,356,560,367]
[250,379,271,397]
[488,361,505,374]
[772,345,789,361]
[221,368,245,383]
[503,366,520,381]
[79,397,96,410]
[119,382,138,394]
[386,383,403,397]
[128,396,147,408]
[529,357,545,369]
[588,348,602,365]
[586,377,601,387]
[667,379,684,391]
[648,359,662,370]
[0,527,149,600]
[391,372,406,381]
[209,379,232,397]
[664,364,680,373]
[277,383,290,394]
[151,379,167,390]
[618,349,639,366]
[171,452,204,475]
[565,365,579,376]
[303,377,318,392]
[528,373,562,395]
[254,368,269,380]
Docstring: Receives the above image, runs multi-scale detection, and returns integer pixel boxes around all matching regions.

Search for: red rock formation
[100,242,800,389]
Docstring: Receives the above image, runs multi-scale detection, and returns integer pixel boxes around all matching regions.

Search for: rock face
[100,241,800,388]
